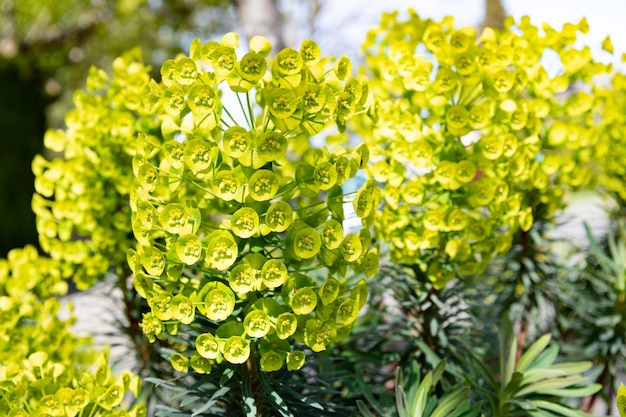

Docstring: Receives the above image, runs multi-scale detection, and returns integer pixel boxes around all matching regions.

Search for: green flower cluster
[358,9,611,286]
[32,48,154,289]
[594,70,626,203]
[129,34,379,373]
[0,247,143,416]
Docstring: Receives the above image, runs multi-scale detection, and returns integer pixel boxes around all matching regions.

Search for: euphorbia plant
[12,6,626,417]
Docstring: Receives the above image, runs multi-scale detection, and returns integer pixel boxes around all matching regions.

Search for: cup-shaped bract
[275,312,298,340]
[222,336,250,364]
[196,333,220,359]
[191,354,213,374]
[228,263,257,294]
[287,350,306,371]
[204,283,236,322]
[244,310,271,338]
[248,170,280,201]
[260,259,288,289]
[205,231,239,271]
[175,234,204,265]
[231,207,260,238]
[265,201,293,232]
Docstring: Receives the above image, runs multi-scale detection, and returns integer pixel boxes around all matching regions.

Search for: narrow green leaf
[220,367,235,386]
[396,385,409,417]
[516,334,552,373]
[430,387,469,417]
[585,223,619,278]
[431,360,447,387]
[258,370,295,417]
[534,399,591,417]
[531,409,560,417]
[515,376,587,398]
[542,383,602,397]
[447,400,482,417]
[503,372,524,400]
[243,373,258,417]
[396,366,409,417]
[415,340,444,370]
[274,381,324,410]
[547,361,593,375]
[502,333,517,392]
[521,368,568,385]
[191,386,230,416]
[528,345,559,370]
[444,401,470,417]
[405,361,422,404]
[356,368,388,416]
[357,400,378,417]
[179,395,201,408]
[412,372,433,417]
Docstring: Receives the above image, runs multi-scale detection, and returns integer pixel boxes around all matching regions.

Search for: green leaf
[243,373,258,417]
[430,387,470,417]
[273,380,324,410]
[547,361,593,376]
[356,368,388,416]
[533,399,591,417]
[502,333,517,392]
[412,371,433,417]
[516,334,552,373]
[357,400,378,417]
[220,368,235,386]
[515,376,587,398]
[258,370,295,417]
[397,388,410,417]
[527,345,559,370]
[450,400,482,417]
[191,386,230,416]
[584,223,613,266]
[415,340,444,370]
[521,368,570,385]
[405,361,422,407]
[542,383,602,397]
[431,359,447,387]
[503,372,524,400]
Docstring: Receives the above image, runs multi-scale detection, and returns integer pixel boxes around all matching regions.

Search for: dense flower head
[33,48,154,289]
[358,9,612,287]
[129,33,379,373]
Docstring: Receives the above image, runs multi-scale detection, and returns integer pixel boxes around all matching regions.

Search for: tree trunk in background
[0,64,46,256]
[481,0,506,31]
[233,0,286,51]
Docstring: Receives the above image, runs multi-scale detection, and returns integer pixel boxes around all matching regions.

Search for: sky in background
[308,0,626,69]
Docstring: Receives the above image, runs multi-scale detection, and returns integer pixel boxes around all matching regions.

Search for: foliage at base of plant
[358,360,480,417]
